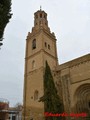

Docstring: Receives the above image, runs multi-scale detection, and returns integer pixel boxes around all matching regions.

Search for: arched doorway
[74,83,90,120]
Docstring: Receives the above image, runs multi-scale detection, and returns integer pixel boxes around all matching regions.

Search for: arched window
[45,42,47,47]
[34,90,39,100]
[48,44,50,50]
[44,15,46,19]
[40,13,42,18]
[32,39,36,50]
[32,60,35,69]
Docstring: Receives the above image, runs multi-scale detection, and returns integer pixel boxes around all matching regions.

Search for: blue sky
[0,0,90,106]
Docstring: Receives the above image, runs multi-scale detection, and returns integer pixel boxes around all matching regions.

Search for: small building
[0,98,9,120]
[0,98,22,120]
[8,106,22,120]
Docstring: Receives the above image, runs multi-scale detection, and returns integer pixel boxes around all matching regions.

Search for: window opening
[48,44,50,49]
[89,101,90,108]
[32,39,36,49]
[32,60,35,69]
[34,90,39,100]
[40,13,42,18]
[44,15,46,19]
[45,42,47,47]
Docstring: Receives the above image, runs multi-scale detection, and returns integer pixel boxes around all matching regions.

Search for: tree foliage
[39,61,64,120]
[0,0,12,45]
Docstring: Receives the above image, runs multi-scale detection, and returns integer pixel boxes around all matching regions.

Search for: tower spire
[40,5,42,11]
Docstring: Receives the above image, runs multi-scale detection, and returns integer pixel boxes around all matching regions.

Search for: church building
[23,9,90,120]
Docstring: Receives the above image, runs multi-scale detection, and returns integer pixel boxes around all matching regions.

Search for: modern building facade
[23,9,90,120]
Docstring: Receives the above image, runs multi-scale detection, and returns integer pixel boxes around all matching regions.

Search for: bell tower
[23,8,58,120]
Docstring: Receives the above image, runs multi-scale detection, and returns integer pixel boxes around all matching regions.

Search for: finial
[40,6,42,11]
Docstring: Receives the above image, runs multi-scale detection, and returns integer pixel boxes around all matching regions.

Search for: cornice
[26,27,56,41]
[25,49,57,60]
[56,54,90,71]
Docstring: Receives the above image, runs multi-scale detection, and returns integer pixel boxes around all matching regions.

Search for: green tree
[0,0,12,46]
[39,61,64,120]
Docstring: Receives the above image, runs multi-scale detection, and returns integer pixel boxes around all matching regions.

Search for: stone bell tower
[23,8,58,120]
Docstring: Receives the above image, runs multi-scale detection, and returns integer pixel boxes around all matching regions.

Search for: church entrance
[74,83,90,120]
